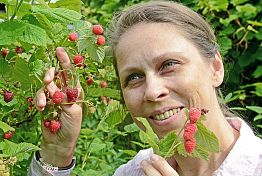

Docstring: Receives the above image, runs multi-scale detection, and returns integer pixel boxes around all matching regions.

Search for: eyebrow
[118,51,185,76]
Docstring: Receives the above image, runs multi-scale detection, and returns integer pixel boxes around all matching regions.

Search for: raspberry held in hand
[52,91,65,104]
[49,120,61,134]
[189,108,201,123]
[68,32,78,41]
[43,119,50,128]
[66,88,78,102]
[74,55,84,67]
[92,24,104,35]
[3,91,14,103]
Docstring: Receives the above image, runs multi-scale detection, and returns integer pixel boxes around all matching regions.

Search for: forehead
[115,23,200,73]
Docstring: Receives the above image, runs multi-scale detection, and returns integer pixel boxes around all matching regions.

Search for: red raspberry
[184,123,197,140]
[100,81,107,88]
[66,88,78,102]
[3,131,14,140]
[96,35,106,46]
[184,138,196,153]
[74,55,84,67]
[3,91,14,103]
[52,91,65,104]
[87,77,93,86]
[92,24,104,35]
[49,120,61,134]
[43,119,50,128]
[1,48,8,58]
[15,46,23,54]
[68,32,78,41]
[189,108,201,123]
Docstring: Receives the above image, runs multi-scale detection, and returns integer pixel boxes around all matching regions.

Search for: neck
[168,107,239,176]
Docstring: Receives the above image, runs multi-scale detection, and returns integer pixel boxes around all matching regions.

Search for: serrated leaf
[195,122,220,153]
[86,138,106,154]
[32,6,82,23]
[0,121,15,133]
[137,117,159,152]
[2,140,40,157]
[19,23,47,46]
[157,132,178,158]
[0,59,10,77]
[34,13,53,30]
[124,123,140,133]
[0,20,25,45]
[11,59,31,90]
[105,103,127,128]
[49,0,83,12]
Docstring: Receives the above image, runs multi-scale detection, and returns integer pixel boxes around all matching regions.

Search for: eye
[124,73,144,87]
[160,60,179,72]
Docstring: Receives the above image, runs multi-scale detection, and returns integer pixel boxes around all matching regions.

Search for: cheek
[123,89,143,116]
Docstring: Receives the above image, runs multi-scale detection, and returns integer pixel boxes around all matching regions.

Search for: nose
[143,75,169,102]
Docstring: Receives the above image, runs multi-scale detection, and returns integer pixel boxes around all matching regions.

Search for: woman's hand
[141,154,179,176]
[35,47,83,167]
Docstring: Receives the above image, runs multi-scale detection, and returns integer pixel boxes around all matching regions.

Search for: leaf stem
[10,0,24,20]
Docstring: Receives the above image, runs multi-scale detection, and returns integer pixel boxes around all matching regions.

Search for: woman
[29,1,262,176]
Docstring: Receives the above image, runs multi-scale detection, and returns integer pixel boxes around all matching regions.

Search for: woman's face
[116,23,220,138]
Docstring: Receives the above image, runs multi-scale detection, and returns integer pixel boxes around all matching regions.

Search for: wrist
[40,143,75,167]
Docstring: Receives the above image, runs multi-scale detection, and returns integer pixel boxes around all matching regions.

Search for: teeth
[153,108,181,121]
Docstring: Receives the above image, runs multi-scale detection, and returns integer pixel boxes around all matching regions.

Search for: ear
[211,52,224,87]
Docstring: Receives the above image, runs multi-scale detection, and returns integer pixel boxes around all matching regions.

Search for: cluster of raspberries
[183,108,202,153]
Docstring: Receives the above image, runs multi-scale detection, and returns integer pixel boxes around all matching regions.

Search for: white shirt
[113,118,262,176]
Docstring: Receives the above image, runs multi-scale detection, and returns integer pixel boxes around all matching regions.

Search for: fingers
[44,67,60,97]
[56,47,71,69]
[35,88,46,111]
[142,154,179,176]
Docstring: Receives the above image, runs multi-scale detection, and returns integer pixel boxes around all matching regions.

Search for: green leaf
[87,87,120,100]
[231,0,249,6]
[19,23,47,46]
[105,102,127,128]
[2,140,40,157]
[0,59,10,77]
[32,6,82,23]
[247,20,262,27]
[254,114,262,121]
[86,138,106,154]
[0,121,15,133]
[0,20,25,45]
[137,117,159,152]
[246,106,262,114]
[236,4,257,17]
[157,132,178,158]
[124,123,140,133]
[49,0,83,12]
[195,122,220,153]
[11,59,31,90]
[252,66,262,78]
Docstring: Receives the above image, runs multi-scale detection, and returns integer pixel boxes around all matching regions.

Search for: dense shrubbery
[0,0,261,175]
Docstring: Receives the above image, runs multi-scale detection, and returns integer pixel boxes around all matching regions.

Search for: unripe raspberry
[52,91,65,104]
[96,35,105,46]
[189,108,201,123]
[68,32,78,41]
[92,24,104,35]
[184,138,196,153]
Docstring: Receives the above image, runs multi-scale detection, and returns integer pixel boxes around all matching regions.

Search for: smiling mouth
[150,107,183,121]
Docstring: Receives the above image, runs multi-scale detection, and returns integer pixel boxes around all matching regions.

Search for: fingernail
[150,154,159,162]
